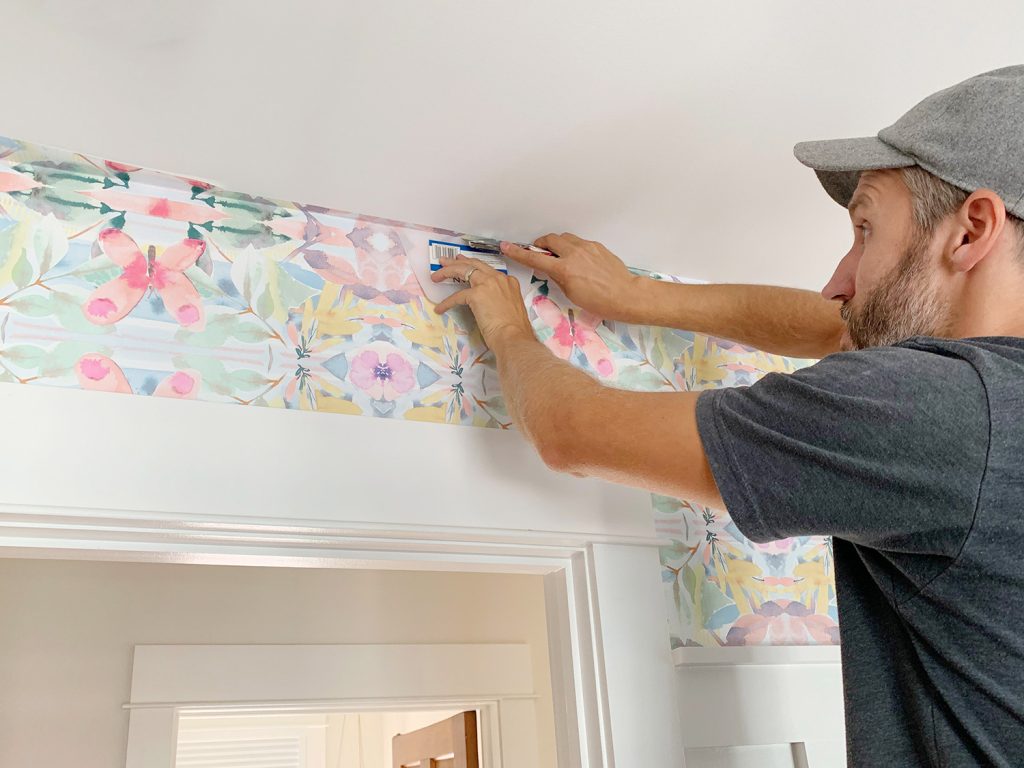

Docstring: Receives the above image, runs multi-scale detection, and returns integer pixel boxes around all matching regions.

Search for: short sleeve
[695,343,989,554]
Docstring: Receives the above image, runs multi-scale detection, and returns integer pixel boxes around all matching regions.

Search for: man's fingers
[431,255,499,284]
[500,241,563,277]
[433,288,471,314]
[533,233,578,257]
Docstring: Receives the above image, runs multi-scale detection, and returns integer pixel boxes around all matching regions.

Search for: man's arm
[492,327,724,508]
[504,237,845,360]
[636,280,845,359]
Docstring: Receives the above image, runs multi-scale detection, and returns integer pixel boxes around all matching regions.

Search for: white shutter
[176,735,302,768]
[175,721,327,768]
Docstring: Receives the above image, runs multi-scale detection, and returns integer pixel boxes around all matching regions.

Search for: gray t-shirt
[695,335,1024,767]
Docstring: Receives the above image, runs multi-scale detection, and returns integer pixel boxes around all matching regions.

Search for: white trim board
[0,383,657,543]
[128,644,535,706]
[124,643,539,768]
[675,646,846,753]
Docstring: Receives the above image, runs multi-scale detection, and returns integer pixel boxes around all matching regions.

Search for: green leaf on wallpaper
[659,329,690,363]
[212,221,286,251]
[78,264,123,288]
[9,189,99,229]
[614,363,668,391]
[11,289,113,335]
[652,493,683,515]
[0,214,69,288]
[675,579,690,621]
[232,323,272,343]
[660,539,692,564]
[11,253,33,288]
[230,369,273,389]
[701,579,740,630]
[682,562,699,602]
[34,214,68,273]
[650,342,664,372]
[0,344,46,367]
[229,245,316,322]
[7,293,52,317]
[593,324,626,354]
[172,354,270,396]
[175,310,271,348]
[14,163,103,190]
[59,255,120,285]
[183,265,223,299]
[256,285,275,319]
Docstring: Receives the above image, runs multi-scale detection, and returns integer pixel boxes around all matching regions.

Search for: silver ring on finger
[464,267,478,285]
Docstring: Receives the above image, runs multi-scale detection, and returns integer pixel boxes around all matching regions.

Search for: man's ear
[948,189,1007,273]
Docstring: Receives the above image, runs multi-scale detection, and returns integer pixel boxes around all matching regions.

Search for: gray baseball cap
[794,65,1024,219]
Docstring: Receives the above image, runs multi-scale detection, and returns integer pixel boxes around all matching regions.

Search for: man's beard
[840,230,953,351]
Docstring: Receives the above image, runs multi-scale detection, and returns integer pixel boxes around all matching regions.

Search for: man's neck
[950,259,1024,339]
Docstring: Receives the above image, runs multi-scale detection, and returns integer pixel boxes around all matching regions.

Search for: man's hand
[431,253,535,349]
[429,242,722,509]
[500,233,648,323]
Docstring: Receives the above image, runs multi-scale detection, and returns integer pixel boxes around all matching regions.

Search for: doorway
[175,709,480,768]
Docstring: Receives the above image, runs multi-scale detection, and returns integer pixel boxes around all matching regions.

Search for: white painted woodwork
[125,644,539,768]
[0,384,657,552]
[675,646,847,767]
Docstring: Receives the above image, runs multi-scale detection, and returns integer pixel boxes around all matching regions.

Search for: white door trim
[124,643,539,768]
[0,384,684,767]
[0,506,683,768]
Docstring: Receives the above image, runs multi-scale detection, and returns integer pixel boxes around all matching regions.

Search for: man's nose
[821,249,857,302]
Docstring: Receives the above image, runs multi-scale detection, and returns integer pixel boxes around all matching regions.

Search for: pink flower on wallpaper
[83,229,206,329]
[75,354,132,394]
[74,354,201,399]
[531,295,615,378]
[154,371,200,398]
[349,344,416,401]
[725,599,839,645]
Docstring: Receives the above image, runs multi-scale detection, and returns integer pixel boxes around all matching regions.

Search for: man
[431,66,1024,765]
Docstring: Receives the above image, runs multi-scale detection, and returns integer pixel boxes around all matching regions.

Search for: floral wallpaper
[0,135,836,646]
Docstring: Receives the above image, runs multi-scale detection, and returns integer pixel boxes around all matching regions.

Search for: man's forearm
[488,326,723,505]
[489,328,601,467]
[621,278,845,359]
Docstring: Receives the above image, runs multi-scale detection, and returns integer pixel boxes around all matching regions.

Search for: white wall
[4,2,1024,290]
[0,558,556,768]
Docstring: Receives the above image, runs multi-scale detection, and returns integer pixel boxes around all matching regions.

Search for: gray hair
[898,166,1024,260]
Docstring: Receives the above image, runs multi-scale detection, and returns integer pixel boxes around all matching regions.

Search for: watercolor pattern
[0,135,836,646]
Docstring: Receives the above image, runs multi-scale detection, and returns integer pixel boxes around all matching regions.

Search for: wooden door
[392,710,479,768]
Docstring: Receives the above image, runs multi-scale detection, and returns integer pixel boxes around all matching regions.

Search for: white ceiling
[4,1,1023,289]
